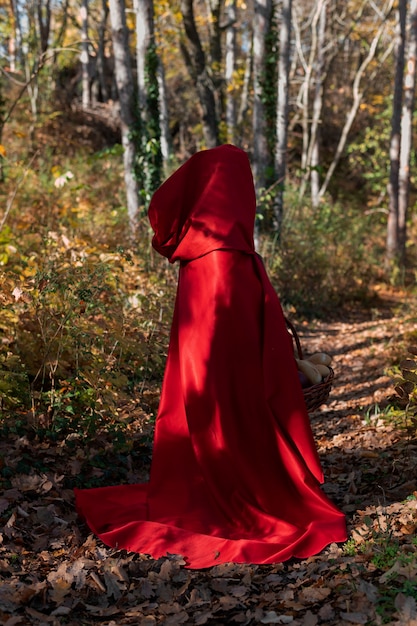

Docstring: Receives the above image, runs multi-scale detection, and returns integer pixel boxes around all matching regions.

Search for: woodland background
[1,0,417,624]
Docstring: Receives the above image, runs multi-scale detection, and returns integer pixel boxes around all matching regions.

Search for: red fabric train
[74,144,347,568]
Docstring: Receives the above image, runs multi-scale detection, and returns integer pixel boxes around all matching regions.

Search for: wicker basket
[285,317,334,413]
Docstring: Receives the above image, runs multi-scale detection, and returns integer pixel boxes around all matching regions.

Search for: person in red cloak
[74,144,347,569]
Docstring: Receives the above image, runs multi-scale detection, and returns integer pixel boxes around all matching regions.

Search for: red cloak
[74,144,347,568]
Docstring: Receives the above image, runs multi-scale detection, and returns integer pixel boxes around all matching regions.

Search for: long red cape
[75,144,347,568]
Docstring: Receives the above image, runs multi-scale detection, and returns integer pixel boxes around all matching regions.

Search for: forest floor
[1,292,417,626]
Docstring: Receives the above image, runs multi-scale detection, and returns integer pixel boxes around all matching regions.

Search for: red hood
[148,144,256,262]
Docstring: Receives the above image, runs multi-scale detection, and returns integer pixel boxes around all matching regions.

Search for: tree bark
[237,36,252,131]
[134,0,162,195]
[96,0,109,102]
[398,0,417,263]
[9,0,23,72]
[296,0,326,200]
[80,0,91,109]
[387,0,407,264]
[309,0,326,207]
[108,0,140,232]
[135,0,154,115]
[252,0,273,192]
[37,0,51,55]
[274,0,292,232]
[158,60,172,163]
[205,0,223,120]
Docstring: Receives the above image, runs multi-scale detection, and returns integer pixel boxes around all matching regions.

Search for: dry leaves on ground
[1,303,417,625]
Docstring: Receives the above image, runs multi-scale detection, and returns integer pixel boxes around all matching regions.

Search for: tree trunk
[135,0,162,195]
[252,0,273,192]
[205,0,223,120]
[158,60,172,163]
[296,0,325,200]
[387,0,407,265]
[96,0,109,102]
[180,0,219,147]
[135,0,153,114]
[108,0,140,232]
[237,36,252,130]
[398,0,417,263]
[274,0,292,232]
[80,0,91,109]
[24,0,51,130]
[9,0,22,72]
[310,0,326,208]
[37,0,51,55]
[225,0,237,144]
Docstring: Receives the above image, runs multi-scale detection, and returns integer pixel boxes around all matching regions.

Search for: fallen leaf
[339,611,368,624]
[194,610,213,625]
[302,611,318,626]
[104,569,124,599]
[231,585,249,598]
[298,587,331,603]
[165,612,190,625]
[48,577,72,604]
[395,593,417,619]
[3,617,26,625]
[318,603,335,621]
[25,607,55,622]
[261,611,294,624]
[0,499,11,514]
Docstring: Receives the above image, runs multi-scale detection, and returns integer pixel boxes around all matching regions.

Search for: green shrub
[261,192,381,318]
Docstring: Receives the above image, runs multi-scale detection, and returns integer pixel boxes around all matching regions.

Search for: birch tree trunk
[9,0,23,72]
[24,0,52,131]
[252,0,272,192]
[386,0,407,264]
[158,61,172,163]
[274,0,292,231]
[109,0,140,232]
[398,0,417,262]
[80,0,91,109]
[135,0,153,115]
[237,35,252,130]
[310,0,326,207]
[295,0,325,200]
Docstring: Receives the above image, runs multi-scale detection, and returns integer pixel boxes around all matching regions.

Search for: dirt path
[0,305,417,625]
[308,311,417,509]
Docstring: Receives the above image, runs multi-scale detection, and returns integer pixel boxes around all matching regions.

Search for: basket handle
[285,317,303,360]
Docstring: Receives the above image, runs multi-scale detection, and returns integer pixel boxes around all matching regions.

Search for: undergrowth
[260,191,384,319]
[0,124,176,440]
